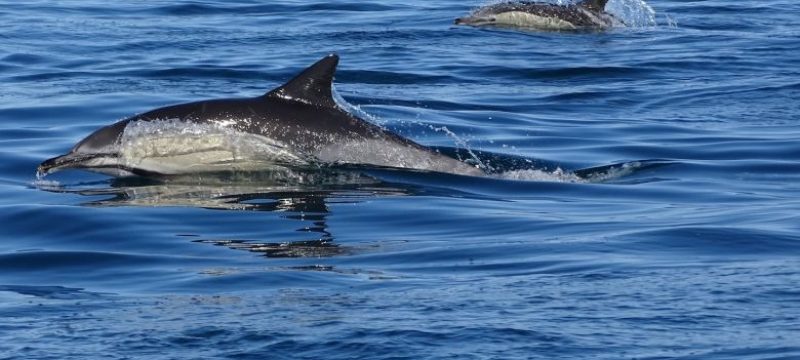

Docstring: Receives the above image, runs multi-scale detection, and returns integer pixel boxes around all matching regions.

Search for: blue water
[2,0,799,358]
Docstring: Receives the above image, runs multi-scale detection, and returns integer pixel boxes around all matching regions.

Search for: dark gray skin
[39,54,484,178]
[455,0,622,30]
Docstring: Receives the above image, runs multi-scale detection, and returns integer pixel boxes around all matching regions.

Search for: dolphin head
[454,6,499,27]
[38,120,130,177]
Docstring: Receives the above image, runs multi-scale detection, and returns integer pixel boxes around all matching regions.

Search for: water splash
[427,125,488,171]
[332,86,383,126]
[663,13,678,28]
[334,86,487,173]
[605,0,656,27]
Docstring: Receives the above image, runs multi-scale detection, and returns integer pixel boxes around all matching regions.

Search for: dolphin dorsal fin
[265,53,339,108]
[579,0,609,11]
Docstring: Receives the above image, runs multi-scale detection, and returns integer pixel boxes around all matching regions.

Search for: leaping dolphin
[38,54,484,178]
[454,0,623,31]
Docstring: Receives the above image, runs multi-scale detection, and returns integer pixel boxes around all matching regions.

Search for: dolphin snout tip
[37,160,57,179]
[37,155,63,178]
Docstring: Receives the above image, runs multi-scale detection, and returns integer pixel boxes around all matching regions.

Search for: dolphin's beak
[454,16,494,26]
[38,153,78,176]
[37,152,107,177]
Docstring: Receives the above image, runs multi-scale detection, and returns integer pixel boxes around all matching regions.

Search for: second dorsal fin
[265,53,339,108]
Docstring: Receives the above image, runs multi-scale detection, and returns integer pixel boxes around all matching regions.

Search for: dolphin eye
[490,17,496,22]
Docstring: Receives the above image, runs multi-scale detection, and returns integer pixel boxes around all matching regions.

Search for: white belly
[118,120,306,175]
[494,11,577,30]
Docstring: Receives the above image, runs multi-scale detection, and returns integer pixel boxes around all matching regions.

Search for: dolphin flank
[38,54,484,178]
[454,0,622,31]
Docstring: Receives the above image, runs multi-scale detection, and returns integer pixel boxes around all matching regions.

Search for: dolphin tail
[579,0,609,12]
[264,53,340,108]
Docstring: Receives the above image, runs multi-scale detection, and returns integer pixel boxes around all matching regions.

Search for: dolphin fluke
[266,53,339,108]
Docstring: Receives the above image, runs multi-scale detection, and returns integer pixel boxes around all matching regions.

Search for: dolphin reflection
[37,167,415,258]
[36,153,674,258]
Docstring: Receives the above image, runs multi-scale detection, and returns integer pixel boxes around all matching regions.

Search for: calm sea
[1,1,799,359]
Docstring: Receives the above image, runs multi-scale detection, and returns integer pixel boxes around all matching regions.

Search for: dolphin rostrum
[454,0,623,31]
[38,54,484,178]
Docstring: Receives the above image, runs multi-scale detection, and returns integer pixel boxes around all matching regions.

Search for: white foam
[581,161,641,182]
[492,161,645,183]
[494,167,585,182]
[32,179,61,189]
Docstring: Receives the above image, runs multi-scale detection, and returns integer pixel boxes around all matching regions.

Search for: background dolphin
[455,0,623,30]
[38,54,484,178]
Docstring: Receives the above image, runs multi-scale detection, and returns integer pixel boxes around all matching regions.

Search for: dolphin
[38,54,484,178]
[454,0,623,31]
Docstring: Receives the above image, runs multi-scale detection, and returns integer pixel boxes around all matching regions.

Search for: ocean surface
[1,0,799,358]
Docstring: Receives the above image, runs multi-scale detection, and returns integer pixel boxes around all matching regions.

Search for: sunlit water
[1,1,799,359]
